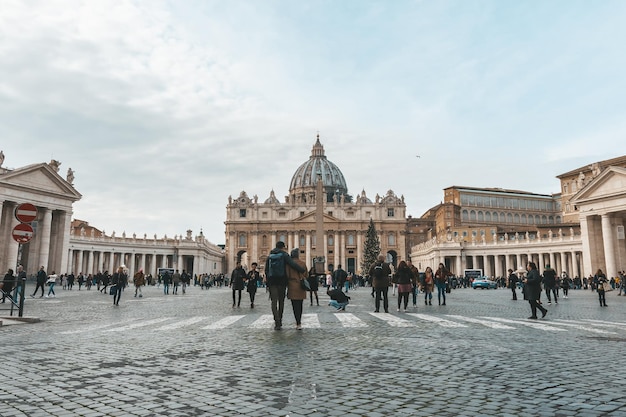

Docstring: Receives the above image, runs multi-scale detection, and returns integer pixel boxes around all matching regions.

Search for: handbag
[109,285,117,295]
[301,278,311,291]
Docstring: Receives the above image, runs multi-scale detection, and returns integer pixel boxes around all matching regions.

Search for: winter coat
[287,258,308,300]
[369,261,392,289]
[525,269,542,301]
[395,266,413,285]
[230,267,246,291]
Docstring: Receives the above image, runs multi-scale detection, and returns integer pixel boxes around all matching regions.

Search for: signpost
[12,223,34,243]
[9,203,37,318]
[14,203,38,223]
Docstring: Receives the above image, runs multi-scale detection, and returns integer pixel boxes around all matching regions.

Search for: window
[239,209,246,218]
[514,214,520,223]
[387,208,395,217]
[521,214,527,224]
[463,231,468,237]
[279,234,286,244]
[262,235,267,246]
[278,212,286,217]
[347,234,355,245]
[262,212,268,219]
[300,235,305,246]
[388,234,396,245]
[462,210,469,221]
[328,211,333,217]
[506,213,513,223]
[328,235,334,246]
[238,233,246,247]
[477,211,484,221]
[300,211,305,217]
[485,212,491,222]
[470,210,476,221]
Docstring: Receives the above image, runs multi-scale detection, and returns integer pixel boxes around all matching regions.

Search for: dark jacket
[264,248,306,286]
[327,288,350,304]
[542,268,557,288]
[525,269,542,301]
[112,272,127,288]
[230,267,246,291]
[37,269,47,285]
[395,266,413,285]
[246,270,260,292]
[508,273,518,289]
[333,268,348,286]
[369,261,392,289]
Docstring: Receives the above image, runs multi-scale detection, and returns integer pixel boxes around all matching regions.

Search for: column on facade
[579,215,593,277]
[87,250,94,275]
[6,202,20,270]
[324,232,329,268]
[356,231,363,274]
[601,214,617,278]
[333,232,339,270]
[538,252,545,273]
[129,252,136,275]
[569,251,577,277]
[37,208,52,272]
[549,252,555,270]
[455,256,462,276]
[177,254,183,272]
[557,252,564,275]
[494,255,502,278]
[251,232,258,266]
[108,252,115,273]
[305,232,312,269]
[76,250,84,274]
[340,232,346,270]
[59,211,72,273]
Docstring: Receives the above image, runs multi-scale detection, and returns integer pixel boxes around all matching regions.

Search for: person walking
[162,270,171,295]
[524,262,548,319]
[543,264,558,304]
[507,269,519,300]
[133,269,145,298]
[435,263,452,306]
[246,262,260,308]
[407,260,419,308]
[333,265,348,293]
[394,261,413,311]
[111,266,127,306]
[46,271,58,298]
[230,262,246,308]
[422,267,434,306]
[31,266,47,298]
[1,268,15,303]
[594,269,608,307]
[369,255,392,313]
[264,241,306,330]
[561,272,571,299]
[181,270,190,294]
[286,248,308,330]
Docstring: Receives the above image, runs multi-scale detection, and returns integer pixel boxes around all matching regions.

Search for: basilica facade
[224,136,408,275]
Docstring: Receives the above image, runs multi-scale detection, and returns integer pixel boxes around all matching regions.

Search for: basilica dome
[289,136,350,203]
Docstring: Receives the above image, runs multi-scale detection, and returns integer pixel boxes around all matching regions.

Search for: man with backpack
[264,241,306,330]
[369,255,392,313]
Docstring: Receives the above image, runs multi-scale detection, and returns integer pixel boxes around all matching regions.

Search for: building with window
[409,155,626,280]
[224,136,407,275]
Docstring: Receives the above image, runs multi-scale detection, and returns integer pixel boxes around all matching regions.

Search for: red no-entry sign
[12,223,34,243]
[15,203,38,223]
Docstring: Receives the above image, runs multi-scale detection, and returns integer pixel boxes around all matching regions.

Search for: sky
[1,0,625,245]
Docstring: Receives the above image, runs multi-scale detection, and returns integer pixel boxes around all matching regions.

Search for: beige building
[0,154,224,278]
[224,136,407,275]
[410,155,626,279]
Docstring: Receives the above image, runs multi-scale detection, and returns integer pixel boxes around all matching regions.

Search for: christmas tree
[361,218,381,276]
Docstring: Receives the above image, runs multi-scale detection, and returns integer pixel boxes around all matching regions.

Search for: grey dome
[289,136,348,201]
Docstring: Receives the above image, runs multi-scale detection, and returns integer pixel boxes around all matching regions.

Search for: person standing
[507,269,519,300]
[46,271,58,298]
[264,241,306,330]
[407,260,419,308]
[561,273,571,299]
[1,269,15,303]
[394,261,413,312]
[286,248,308,330]
[162,271,171,295]
[230,262,246,308]
[369,255,392,313]
[434,263,452,306]
[542,264,558,304]
[307,267,320,306]
[181,270,190,294]
[333,265,348,293]
[246,262,260,308]
[31,266,47,298]
[111,266,127,306]
[524,262,548,319]
[172,269,181,295]
[422,267,435,306]
[594,269,608,307]
[133,269,145,298]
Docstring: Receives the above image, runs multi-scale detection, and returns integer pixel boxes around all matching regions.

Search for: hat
[290,248,300,258]
[276,241,285,248]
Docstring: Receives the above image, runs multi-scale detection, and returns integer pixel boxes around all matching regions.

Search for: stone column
[6,203,20,270]
[601,214,617,278]
[549,252,555,270]
[305,232,312,270]
[108,252,115,273]
[77,250,84,274]
[455,256,462,276]
[58,211,72,273]
[494,255,502,278]
[38,208,52,272]
[356,231,363,274]
[340,232,346,269]
[177,254,183,272]
[130,252,136,275]
[579,215,593,277]
[87,250,94,275]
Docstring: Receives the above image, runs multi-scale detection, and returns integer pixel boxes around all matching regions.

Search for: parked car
[472,277,498,289]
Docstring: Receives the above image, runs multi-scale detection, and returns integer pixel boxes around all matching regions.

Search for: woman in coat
[111,266,127,306]
[523,262,548,319]
[394,261,413,312]
[594,269,608,307]
[422,267,434,305]
[286,248,308,330]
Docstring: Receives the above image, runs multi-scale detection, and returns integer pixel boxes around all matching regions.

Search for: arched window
[521,214,527,224]
[528,216,534,225]
[514,214,520,223]
[477,211,484,221]
[535,215,541,224]
[492,212,499,222]
[470,210,476,221]
[542,215,548,224]
[485,212,491,222]
[238,233,247,247]
[462,210,469,221]
[556,216,562,224]
[549,216,555,224]
[506,213,513,223]
[388,234,396,246]
[262,235,267,246]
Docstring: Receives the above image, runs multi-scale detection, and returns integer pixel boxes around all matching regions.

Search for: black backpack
[268,252,286,279]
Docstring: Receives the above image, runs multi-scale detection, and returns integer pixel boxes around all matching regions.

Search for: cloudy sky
[1,0,625,245]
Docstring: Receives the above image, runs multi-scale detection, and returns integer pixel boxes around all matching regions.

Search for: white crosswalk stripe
[250,314,276,329]
[483,317,567,332]
[445,315,515,329]
[301,313,321,328]
[551,319,618,335]
[367,312,413,327]
[203,315,246,330]
[155,316,208,331]
[105,317,171,333]
[334,312,367,327]
[408,313,467,328]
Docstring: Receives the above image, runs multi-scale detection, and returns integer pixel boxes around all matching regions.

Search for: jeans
[436,283,446,304]
[232,289,242,306]
[374,287,389,312]
[344,281,350,293]
[269,285,286,327]
[113,285,122,305]
[598,290,607,306]
[412,285,417,306]
[163,283,169,294]
[329,300,348,310]
[47,283,56,296]
[511,287,517,300]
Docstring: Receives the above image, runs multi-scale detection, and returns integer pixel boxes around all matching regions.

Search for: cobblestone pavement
[1,283,625,417]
